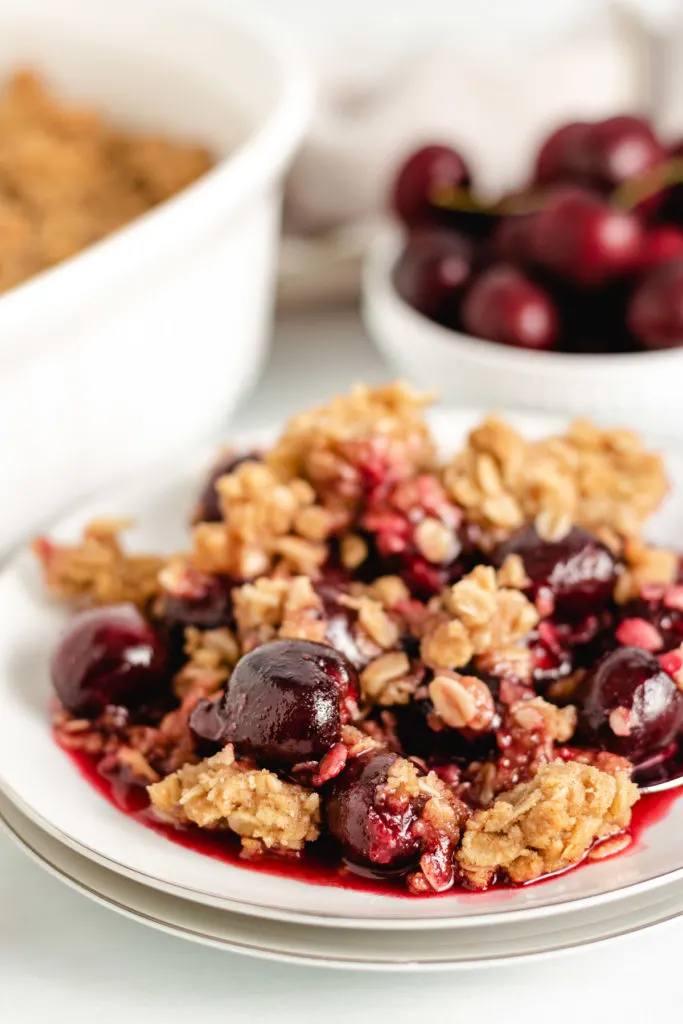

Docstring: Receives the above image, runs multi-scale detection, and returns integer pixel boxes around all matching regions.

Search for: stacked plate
[2,409,683,971]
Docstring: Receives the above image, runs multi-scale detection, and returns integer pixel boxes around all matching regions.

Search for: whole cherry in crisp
[325,751,422,872]
[627,258,683,349]
[392,144,472,229]
[189,638,359,769]
[461,264,559,351]
[533,187,643,288]
[393,228,474,322]
[496,524,618,619]
[51,603,170,717]
[577,646,683,766]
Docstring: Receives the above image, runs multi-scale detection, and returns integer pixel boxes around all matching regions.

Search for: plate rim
[3,790,683,971]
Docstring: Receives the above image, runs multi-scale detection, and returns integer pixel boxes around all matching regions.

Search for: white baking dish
[0,0,310,544]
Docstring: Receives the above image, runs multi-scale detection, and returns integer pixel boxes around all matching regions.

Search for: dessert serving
[34,384,683,897]
[0,69,213,294]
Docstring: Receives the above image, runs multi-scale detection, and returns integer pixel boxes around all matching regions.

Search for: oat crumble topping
[458,761,638,887]
[148,746,321,852]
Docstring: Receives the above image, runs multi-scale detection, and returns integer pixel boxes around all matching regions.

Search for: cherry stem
[612,159,683,210]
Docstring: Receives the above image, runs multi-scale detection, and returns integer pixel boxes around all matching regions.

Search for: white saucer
[3,788,683,971]
[1,410,683,931]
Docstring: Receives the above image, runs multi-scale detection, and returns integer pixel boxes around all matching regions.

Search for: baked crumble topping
[457,761,638,887]
[0,70,213,295]
[148,746,321,852]
[37,383,680,896]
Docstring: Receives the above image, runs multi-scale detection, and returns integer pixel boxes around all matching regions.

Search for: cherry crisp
[36,384,682,895]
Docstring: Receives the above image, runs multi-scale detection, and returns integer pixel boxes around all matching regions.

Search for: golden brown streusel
[266,383,436,510]
[419,566,538,671]
[613,536,678,604]
[0,70,213,295]
[148,746,321,852]
[33,519,166,609]
[172,626,240,700]
[457,761,639,887]
[443,415,668,541]
[233,575,326,652]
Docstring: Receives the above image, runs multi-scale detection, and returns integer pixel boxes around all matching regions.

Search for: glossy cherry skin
[393,229,473,322]
[461,264,559,351]
[392,144,471,229]
[496,524,617,619]
[627,258,683,349]
[533,188,643,288]
[577,646,683,765]
[162,575,234,634]
[638,227,683,273]
[189,639,359,769]
[51,604,170,718]
[533,121,590,186]
[325,751,422,872]
[488,214,538,265]
[194,451,261,523]
[574,116,665,192]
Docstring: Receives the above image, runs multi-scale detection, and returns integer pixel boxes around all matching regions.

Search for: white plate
[3,789,683,971]
[1,410,683,930]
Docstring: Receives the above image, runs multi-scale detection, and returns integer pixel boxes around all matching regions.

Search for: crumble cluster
[148,745,321,853]
[0,70,213,294]
[38,383,672,889]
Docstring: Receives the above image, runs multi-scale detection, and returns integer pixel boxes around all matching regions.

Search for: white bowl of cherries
[362,120,683,434]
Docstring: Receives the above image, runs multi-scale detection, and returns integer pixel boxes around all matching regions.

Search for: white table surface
[1,309,679,1021]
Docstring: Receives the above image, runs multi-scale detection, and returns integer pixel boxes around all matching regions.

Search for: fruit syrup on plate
[391,119,683,353]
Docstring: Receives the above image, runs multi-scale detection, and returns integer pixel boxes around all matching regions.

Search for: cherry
[638,226,683,273]
[325,751,422,872]
[496,524,618,619]
[574,116,665,193]
[393,229,473,322]
[533,188,643,288]
[617,589,683,653]
[194,451,261,523]
[189,639,359,769]
[51,604,170,717]
[533,121,590,186]
[161,574,234,632]
[627,258,683,349]
[489,214,538,265]
[461,264,559,351]
[577,646,683,765]
[391,144,471,229]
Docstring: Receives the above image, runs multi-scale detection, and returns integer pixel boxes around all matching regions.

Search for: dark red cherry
[627,258,683,349]
[574,116,665,192]
[638,226,683,273]
[533,121,590,186]
[393,229,473,322]
[194,451,261,523]
[189,639,359,769]
[325,751,422,872]
[533,188,643,287]
[617,587,683,653]
[461,264,559,351]
[161,574,234,632]
[51,604,169,717]
[489,214,538,265]
[496,524,617,619]
[391,144,472,228]
[577,646,683,765]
